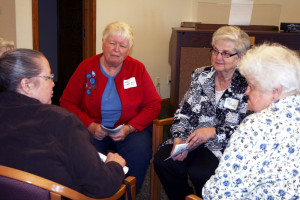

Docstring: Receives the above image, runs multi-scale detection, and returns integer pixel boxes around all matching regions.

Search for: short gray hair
[0,48,45,92]
[102,21,134,48]
[211,26,251,57]
[239,43,300,95]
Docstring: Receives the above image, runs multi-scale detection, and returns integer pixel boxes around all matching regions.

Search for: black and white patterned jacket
[165,66,250,159]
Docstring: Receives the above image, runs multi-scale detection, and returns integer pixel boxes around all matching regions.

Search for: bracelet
[127,124,134,133]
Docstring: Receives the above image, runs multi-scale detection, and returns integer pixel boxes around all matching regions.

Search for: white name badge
[224,98,239,110]
[124,77,137,89]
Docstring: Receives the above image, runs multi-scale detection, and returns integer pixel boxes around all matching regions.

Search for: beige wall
[0,0,32,48]
[2,0,300,98]
[96,0,194,98]
[97,0,300,98]
[0,0,16,44]
[15,0,32,49]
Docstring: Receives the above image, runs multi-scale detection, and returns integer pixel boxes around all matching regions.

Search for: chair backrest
[0,165,136,200]
[0,175,51,200]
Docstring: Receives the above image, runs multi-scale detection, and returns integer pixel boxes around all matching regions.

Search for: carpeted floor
[136,166,168,200]
[136,99,172,200]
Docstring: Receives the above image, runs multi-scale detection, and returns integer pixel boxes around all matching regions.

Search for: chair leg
[150,163,161,200]
[150,122,164,200]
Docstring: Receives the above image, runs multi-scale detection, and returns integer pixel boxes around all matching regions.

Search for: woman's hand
[110,125,135,142]
[88,122,108,140]
[171,138,188,161]
[185,127,216,150]
[106,152,126,168]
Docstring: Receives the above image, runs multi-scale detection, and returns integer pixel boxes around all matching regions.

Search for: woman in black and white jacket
[154,26,252,200]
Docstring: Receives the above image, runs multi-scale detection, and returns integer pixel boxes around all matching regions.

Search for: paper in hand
[164,143,189,161]
[100,124,124,135]
[98,152,129,174]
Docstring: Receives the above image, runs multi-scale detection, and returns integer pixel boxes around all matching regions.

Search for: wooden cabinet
[169,27,300,110]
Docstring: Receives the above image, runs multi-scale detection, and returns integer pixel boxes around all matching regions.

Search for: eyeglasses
[210,48,238,58]
[35,73,54,81]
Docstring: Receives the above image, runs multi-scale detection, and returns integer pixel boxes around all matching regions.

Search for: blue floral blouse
[203,95,300,199]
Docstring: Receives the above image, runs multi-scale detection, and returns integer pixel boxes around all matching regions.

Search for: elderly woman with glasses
[60,21,161,192]
[0,49,127,198]
[203,43,300,199]
[153,26,252,199]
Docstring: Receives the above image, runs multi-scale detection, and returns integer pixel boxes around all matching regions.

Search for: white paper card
[164,143,189,161]
[229,0,254,25]
[124,77,137,89]
[100,124,124,135]
[98,152,129,174]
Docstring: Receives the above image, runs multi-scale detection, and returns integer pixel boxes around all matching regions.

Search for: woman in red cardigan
[60,21,161,192]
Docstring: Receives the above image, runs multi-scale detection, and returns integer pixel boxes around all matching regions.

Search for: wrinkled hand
[185,127,216,150]
[171,138,188,161]
[109,125,134,142]
[106,152,126,168]
[88,122,108,140]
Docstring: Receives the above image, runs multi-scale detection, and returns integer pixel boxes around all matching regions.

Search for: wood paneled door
[32,0,96,105]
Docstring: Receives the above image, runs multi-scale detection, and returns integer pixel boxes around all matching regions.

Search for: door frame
[32,0,96,59]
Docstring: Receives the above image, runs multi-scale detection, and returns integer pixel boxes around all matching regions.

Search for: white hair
[239,43,300,95]
[211,26,251,57]
[102,21,134,48]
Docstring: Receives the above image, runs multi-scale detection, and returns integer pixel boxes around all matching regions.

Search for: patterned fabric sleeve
[171,67,206,140]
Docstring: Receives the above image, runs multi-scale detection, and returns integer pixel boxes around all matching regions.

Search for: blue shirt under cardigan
[100,63,122,128]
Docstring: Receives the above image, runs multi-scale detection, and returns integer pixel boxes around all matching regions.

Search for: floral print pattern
[85,70,97,97]
[162,66,249,159]
[203,95,300,199]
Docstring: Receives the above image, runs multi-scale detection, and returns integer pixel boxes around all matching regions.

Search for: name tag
[224,98,239,110]
[124,77,137,89]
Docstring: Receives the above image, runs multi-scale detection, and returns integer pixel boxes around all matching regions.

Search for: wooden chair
[150,115,174,200]
[0,165,136,200]
[185,194,203,200]
[149,98,208,200]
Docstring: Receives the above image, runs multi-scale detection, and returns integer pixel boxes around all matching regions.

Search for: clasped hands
[171,127,216,161]
[88,122,135,141]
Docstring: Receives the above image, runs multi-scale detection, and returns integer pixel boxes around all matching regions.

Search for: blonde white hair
[211,26,251,57]
[102,21,134,48]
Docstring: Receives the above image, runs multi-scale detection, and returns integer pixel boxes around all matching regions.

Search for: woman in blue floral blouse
[203,43,300,199]
[153,26,251,199]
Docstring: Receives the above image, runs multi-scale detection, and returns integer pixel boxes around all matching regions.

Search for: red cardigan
[60,54,161,131]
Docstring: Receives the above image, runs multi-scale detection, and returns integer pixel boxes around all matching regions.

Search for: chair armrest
[152,117,174,155]
[123,176,136,200]
[185,194,203,200]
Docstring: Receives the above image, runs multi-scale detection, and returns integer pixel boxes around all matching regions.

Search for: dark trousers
[153,144,219,200]
[92,126,152,193]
